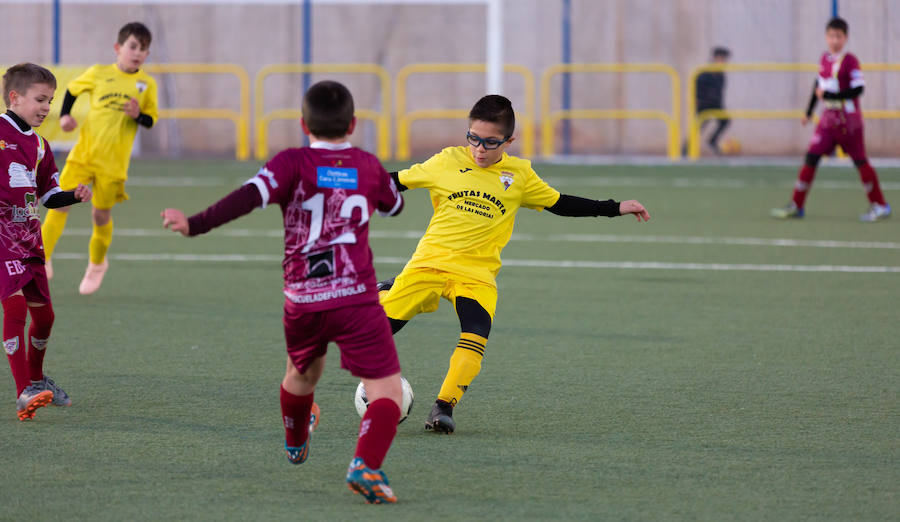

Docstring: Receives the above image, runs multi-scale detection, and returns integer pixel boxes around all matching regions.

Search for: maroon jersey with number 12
[245,142,402,312]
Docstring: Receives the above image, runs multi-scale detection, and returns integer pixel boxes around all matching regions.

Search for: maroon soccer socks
[3,295,29,395]
[280,386,315,448]
[354,398,401,470]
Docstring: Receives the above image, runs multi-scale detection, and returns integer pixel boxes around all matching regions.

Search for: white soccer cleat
[859,203,891,222]
[78,259,109,295]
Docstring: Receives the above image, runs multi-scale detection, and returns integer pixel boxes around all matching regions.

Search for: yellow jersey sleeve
[139,74,159,124]
[66,65,99,97]
[521,165,561,211]
[398,147,455,190]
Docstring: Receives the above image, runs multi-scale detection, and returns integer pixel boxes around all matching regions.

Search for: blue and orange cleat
[285,403,320,465]
[346,457,397,504]
[16,385,53,421]
[770,203,804,219]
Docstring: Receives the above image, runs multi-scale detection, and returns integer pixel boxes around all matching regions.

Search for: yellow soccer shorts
[59,162,129,210]
[379,267,497,321]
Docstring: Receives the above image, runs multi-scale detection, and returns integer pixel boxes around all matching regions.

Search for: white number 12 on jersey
[300,193,369,253]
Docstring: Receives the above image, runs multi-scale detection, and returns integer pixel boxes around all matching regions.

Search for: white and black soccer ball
[354,377,414,424]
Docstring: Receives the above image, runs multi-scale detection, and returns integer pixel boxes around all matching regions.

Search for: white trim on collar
[310,141,352,150]
[0,113,34,136]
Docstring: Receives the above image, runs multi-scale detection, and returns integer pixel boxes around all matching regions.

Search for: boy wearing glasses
[378,95,650,433]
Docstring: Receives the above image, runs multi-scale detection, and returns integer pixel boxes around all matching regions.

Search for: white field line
[50,253,900,273]
[61,228,900,250]
[125,175,900,191]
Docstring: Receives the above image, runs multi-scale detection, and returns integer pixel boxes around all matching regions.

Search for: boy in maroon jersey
[161,80,405,504]
[772,17,891,222]
[1,64,92,420]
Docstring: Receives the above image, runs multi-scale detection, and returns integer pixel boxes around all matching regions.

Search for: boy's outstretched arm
[546,194,650,222]
[162,184,263,237]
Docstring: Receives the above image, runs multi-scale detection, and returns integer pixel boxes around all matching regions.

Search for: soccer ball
[354,377,414,424]
[720,137,742,156]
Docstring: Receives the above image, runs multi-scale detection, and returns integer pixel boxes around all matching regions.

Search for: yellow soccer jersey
[65,64,158,179]
[399,146,561,285]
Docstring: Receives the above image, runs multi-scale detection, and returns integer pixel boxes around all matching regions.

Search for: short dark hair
[468,94,515,139]
[118,22,152,49]
[3,63,57,106]
[826,17,848,34]
[712,47,731,59]
[301,80,355,139]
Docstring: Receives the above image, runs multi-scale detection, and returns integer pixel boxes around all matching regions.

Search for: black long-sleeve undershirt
[60,90,77,117]
[547,194,620,217]
[806,80,865,117]
[389,172,619,217]
[44,191,81,209]
[60,89,154,128]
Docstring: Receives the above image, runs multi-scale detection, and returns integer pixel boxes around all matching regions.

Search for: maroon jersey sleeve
[36,136,61,206]
[843,53,864,89]
[372,159,403,217]
[245,150,297,209]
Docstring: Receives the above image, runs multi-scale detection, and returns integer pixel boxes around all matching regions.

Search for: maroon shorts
[808,110,867,161]
[283,300,401,379]
[0,260,51,304]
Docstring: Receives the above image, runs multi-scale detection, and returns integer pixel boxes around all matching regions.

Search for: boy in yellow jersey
[41,22,158,294]
[378,95,650,433]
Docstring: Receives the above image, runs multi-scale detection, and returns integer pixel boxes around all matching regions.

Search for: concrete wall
[2,0,898,159]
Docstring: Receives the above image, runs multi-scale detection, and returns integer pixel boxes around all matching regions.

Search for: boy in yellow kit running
[379,95,650,433]
[41,22,158,294]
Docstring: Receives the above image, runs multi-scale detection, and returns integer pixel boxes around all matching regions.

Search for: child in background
[42,22,158,293]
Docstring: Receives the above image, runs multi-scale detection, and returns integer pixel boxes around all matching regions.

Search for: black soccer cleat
[425,400,455,434]
[376,277,396,293]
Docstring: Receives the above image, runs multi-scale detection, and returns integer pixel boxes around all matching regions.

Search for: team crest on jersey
[3,337,18,355]
[8,162,36,188]
[12,192,39,222]
[0,140,17,151]
[499,171,515,191]
[136,80,147,93]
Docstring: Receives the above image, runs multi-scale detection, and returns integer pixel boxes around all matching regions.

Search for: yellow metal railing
[144,63,250,160]
[541,63,681,159]
[255,64,391,160]
[395,63,535,160]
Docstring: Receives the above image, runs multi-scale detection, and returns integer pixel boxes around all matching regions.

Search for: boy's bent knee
[361,373,403,409]
[804,153,822,168]
[92,207,112,226]
[456,297,492,338]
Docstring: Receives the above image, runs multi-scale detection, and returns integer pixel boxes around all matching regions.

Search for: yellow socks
[437,332,487,406]
[41,209,69,259]
[89,220,113,264]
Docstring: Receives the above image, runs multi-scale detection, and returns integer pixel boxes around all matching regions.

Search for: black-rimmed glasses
[466,132,509,150]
